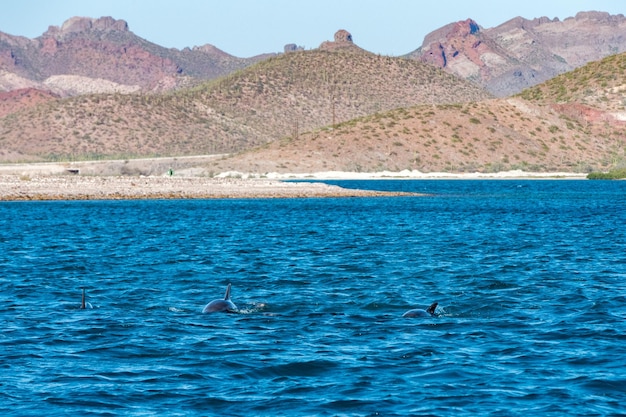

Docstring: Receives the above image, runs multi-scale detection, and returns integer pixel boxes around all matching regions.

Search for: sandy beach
[0,174,417,201]
[0,158,586,201]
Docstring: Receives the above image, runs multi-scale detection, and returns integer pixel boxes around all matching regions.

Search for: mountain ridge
[0,44,491,162]
[0,15,625,174]
[408,11,626,96]
[202,52,626,175]
[2,11,625,97]
[0,16,274,96]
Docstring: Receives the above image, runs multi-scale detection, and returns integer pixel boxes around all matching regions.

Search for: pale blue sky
[1,1,623,57]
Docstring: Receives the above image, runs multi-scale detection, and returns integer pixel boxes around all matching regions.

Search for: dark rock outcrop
[284,43,304,53]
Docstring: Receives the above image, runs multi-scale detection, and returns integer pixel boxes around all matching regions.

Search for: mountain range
[0,16,274,96]
[2,12,625,97]
[0,12,625,174]
[408,11,626,97]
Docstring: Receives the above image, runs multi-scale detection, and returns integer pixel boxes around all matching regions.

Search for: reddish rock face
[40,37,59,54]
[0,88,59,117]
[2,12,626,98]
[419,19,490,77]
[0,16,271,95]
[409,12,626,96]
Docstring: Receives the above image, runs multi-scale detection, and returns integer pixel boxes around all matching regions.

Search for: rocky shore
[0,175,414,201]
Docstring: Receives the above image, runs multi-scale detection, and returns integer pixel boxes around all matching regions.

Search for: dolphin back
[203,284,237,313]
[402,301,438,318]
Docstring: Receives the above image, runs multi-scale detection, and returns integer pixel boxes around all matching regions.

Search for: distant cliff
[0,16,274,96]
[408,11,626,96]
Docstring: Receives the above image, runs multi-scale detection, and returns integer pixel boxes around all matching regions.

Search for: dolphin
[402,302,438,318]
[80,288,93,309]
[202,283,237,314]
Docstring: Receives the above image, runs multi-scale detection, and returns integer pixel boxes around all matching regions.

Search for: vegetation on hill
[186,49,491,132]
[205,53,626,175]
[0,48,490,162]
[1,47,624,174]
[205,98,620,174]
[519,53,626,113]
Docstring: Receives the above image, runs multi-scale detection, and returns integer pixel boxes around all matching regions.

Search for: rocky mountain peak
[334,29,353,43]
[410,10,626,97]
[574,11,618,21]
[320,29,360,51]
[453,19,480,37]
[284,43,304,53]
[190,43,230,57]
[421,19,480,47]
[417,19,485,70]
[44,16,129,38]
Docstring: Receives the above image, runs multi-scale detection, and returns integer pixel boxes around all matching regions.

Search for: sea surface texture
[1,180,625,416]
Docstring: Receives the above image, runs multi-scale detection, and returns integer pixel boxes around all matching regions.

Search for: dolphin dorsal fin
[426,302,438,315]
[224,283,232,300]
[81,288,86,309]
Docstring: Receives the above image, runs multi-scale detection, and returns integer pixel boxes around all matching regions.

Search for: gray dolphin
[80,288,93,309]
[202,283,237,313]
[402,302,438,318]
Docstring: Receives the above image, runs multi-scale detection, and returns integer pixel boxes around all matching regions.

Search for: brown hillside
[0,88,59,117]
[186,49,492,137]
[0,47,491,162]
[204,99,620,175]
[205,53,626,175]
[519,53,626,116]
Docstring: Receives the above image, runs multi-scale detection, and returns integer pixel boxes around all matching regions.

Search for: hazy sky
[1,1,623,57]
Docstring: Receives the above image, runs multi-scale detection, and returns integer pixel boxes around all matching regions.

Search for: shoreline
[0,175,417,201]
[0,159,587,180]
[247,169,587,180]
[0,160,587,201]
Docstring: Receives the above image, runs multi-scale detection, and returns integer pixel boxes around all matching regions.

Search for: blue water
[1,180,625,416]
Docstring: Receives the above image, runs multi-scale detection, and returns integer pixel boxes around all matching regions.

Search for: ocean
[1,179,625,416]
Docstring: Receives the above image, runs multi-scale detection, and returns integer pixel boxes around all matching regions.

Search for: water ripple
[1,180,626,415]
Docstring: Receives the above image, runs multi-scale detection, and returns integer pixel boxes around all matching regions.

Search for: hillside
[204,53,626,175]
[519,53,626,116]
[203,99,618,175]
[0,88,59,118]
[2,25,624,174]
[184,46,492,139]
[0,41,491,162]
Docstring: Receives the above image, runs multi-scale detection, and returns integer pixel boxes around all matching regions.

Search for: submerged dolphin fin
[426,302,438,315]
[224,283,232,301]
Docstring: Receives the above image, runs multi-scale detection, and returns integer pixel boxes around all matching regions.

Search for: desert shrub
[587,168,626,179]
